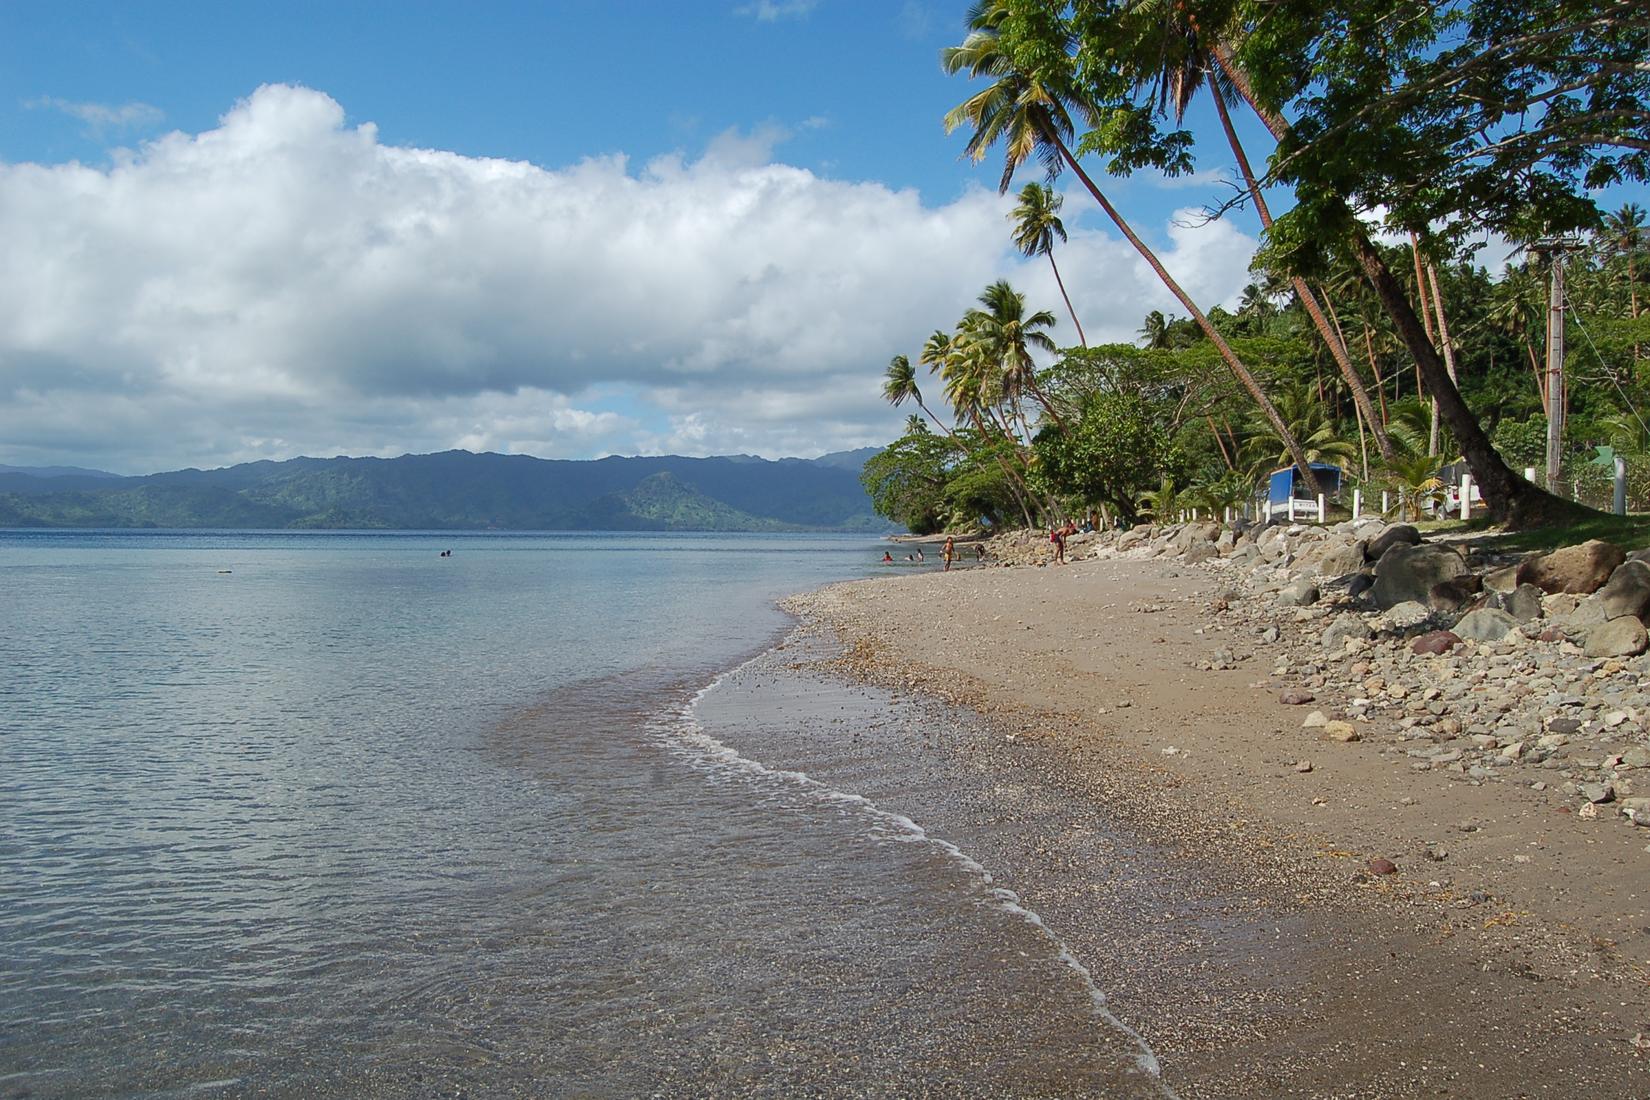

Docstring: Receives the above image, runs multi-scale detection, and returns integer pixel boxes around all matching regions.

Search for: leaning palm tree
[941,0,1324,496]
[882,354,954,437]
[1010,182,1086,346]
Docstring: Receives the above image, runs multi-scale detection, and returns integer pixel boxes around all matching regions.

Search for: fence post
[1287,497,1296,521]
[1615,456,1628,515]
[1317,493,1326,521]
[1352,489,1362,519]
[1382,490,1390,515]
[1458,475,1471,520]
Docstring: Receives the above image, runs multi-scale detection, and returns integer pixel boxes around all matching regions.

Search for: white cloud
[733,0,817,21]
[0,84,1259,472]
[25,96,163,133]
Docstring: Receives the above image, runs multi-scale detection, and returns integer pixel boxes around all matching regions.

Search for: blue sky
[0,2,1640,474]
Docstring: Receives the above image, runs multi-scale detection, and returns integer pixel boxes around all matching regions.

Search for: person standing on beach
[942,536,956,571]
[1050,523,1066,565]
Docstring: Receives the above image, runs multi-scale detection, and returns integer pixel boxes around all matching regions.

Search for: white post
[1224,506,1232,524]
[1192,507,1199,520]
[1382,490,1390,515]
[1317,493,1326,521]
[1287,497,1297,521]
[1353,489,1362,519]
[1524,466,1537,482]
[1459,475,1472,520]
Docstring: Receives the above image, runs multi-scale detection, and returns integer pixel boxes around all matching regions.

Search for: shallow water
[1,530,1166,1097]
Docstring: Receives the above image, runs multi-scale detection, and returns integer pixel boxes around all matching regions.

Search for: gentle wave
[655,648,1179,1097]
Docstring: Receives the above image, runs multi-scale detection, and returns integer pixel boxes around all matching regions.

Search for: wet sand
[768,557,1650,1098]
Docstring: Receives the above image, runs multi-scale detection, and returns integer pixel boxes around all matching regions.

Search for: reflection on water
[1,530,1162,1097]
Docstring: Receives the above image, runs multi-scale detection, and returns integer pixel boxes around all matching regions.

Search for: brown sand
[785,556,1650,1098]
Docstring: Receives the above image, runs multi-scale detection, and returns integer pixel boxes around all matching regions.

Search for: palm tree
[882,354,953,437]
[1139,309,1172,349]
[961,280,1064,432]
[941,0,1325,496]
[1237,380,1358,480]
[1603,203,1646,363]
[1010,182,1086,347]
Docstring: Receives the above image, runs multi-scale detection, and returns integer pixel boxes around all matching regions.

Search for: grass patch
[1459,512,1650,555]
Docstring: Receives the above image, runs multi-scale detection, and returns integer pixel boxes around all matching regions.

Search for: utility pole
[1532,239,1578,489]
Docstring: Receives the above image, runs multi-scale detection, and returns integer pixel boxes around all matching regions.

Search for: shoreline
[776,550,1650,1097]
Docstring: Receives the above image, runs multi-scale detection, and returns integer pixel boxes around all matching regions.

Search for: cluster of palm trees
[884,279,1062,526]
[867,0,1650,531]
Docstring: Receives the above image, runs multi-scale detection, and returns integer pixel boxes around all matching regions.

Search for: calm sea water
[1,530,1167,1098]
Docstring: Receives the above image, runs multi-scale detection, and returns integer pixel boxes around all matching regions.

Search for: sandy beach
[779,551,1650,1098]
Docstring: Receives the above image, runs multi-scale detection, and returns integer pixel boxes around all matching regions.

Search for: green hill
[0,449,889,532]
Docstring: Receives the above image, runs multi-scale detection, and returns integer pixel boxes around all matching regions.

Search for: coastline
[770,552,1650,1097]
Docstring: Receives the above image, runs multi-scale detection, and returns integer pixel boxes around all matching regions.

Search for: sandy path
[786,555,1650,1097]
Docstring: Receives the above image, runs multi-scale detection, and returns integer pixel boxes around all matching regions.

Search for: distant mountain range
[0,448,889,531]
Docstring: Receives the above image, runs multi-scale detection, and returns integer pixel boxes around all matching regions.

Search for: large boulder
[1598,560,1650,621]
[1183,542,1219,565]
[1493,583,1545,623]
[1174,522,1221,551]
[1316,540,1369,578]
[1371,543,1470,610]
[1585,616,1650,658]
[1366,524,1422,562]
[1516,539,1627,595]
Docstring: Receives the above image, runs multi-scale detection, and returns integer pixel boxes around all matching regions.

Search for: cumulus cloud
[0,84,1259,472]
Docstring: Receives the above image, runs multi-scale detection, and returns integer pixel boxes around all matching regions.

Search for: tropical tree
[959,279,1065,431]
[882,354,953,437]
[941,0,1326,495]
[1010,181,1086,346]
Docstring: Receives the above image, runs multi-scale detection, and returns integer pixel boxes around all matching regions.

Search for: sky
[0,2,1639,474]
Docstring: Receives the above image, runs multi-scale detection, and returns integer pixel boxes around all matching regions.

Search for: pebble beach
[780,519,1650,1097]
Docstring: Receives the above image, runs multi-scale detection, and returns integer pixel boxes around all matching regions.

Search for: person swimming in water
[882,551,894,562]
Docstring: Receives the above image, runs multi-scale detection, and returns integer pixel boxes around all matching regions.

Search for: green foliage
[859,431,959,534]
[1031,391,1176,523]
[1490,416,1549,470]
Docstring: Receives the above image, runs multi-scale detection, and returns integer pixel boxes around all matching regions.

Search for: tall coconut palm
[941,0,1325,495]
[962,280,1065,432]
[882,354,953,437]
[1139,309,1172,349]
[1010,182,1086,347]
[929,323,1038,526]
[1603,203,1646,364]
[1106,0,1392,460]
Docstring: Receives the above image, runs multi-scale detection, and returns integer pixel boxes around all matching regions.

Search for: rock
[1599,560,1650,621]
[1277,576,1320,607]
[1323,721,1360,742]
[1302,710,1330,728]
[1367,857,1398,875]
[1516,539,1627,595]
[1173,522,1221,551]
[1482,564,1521,593]
[1347,573,1375,600]
[1429,577,1485,612]
[1372,543,1470,610]
[1584,616,1649,658]
[1279,688,1316,705]
[1183,542,1219,565]
[1623,746,1650,768]
[1495,583,1545,623]
[1226,544,1260,566]
[1454,607,1518,643]
[1316,540,1369,577]
[1580,782,1616,804]
[1382,601,1434,630]
[1411,629,1463,655]
[1561,595,1610,634]
[1322,615,1373,650]
[1366,525,1422,562]
[1295,760,1314,773]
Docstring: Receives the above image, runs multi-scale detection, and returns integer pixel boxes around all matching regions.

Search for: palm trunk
[1047,253,1086,347]
[1212,42,1577,525]
[1361,326,1390,425]
[1426,262,1462,456]
[1049,135,1324,497]
[1211,83,1395,461]
[914,397,960,441]
[1207,414,1235,470]
[971,407,1036,529]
